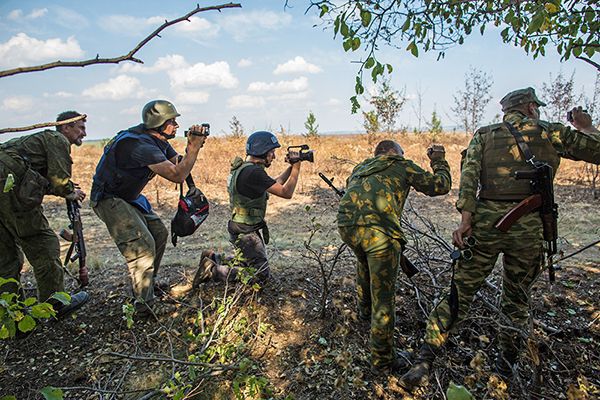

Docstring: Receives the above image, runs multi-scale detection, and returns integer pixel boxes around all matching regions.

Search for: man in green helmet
[337,139,451,374]
[90,100,208,315]
[0,111,89,319]
[400,88,600,390]
[193,131,305,285]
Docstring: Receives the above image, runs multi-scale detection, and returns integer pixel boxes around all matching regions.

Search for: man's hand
[569,106,594,131]
[66,189,86,202]
[186,124,207,151]
[427,144,446,161]
[452,211,473,248]
[285,151,301,164]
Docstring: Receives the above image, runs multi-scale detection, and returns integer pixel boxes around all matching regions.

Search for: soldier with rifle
[0,111,89,319]
[401,88,600,390]
[337,140,451,373]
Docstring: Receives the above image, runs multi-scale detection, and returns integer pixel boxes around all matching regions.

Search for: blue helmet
[246,131,281,157]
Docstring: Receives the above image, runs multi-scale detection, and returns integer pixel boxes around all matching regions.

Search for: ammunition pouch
[0,152,48,210]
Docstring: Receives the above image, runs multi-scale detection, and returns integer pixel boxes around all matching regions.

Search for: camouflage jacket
[337,154,451,242]
[457,111,600,213]
[0,130,74,197]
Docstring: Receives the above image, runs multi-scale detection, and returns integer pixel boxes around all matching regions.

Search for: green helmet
[142,100,180,129]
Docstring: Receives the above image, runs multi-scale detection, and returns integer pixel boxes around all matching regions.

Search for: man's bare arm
[267,163,301,199]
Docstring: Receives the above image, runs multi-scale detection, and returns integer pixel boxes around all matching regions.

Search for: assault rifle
[318,172,419,278]
[60,200,89,287]
[494,161,558,281]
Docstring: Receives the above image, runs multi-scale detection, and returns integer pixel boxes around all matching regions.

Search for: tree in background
[541,70,582,122]
[411,84,425,134]
[369,78,407,133]
[427,109,443,139]
[228,116,245,138]
[311,0,599,110]
[583,72,600,124]
[304,111,320,138]
[451,67,493,135]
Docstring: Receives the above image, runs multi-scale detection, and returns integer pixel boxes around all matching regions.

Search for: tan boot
[192,256,216,288]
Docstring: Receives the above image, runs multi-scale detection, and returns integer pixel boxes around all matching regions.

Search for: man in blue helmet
[91,100,208,315]
[194,131,303,285]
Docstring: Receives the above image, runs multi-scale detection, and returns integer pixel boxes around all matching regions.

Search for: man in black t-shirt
[194,131,304,285]
[91,100,208,315]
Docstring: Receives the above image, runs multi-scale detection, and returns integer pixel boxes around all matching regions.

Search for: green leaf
[319,5,329,18]
[364,57,375,69]
[51,292,71,306]
[351,37,361,51]
[446,382,474,400]
[23,297,37,307]
[546,311,556,317]
[18,315,36,332]
[40,387,64,400]
[386,64,393,74]
[527,11,546,34]
[340,21,349,37]
[318,337,328,346]
[0,396,17,400]
[350,96,360,114]
[30,303,55,319]
[407,41,419,57]
[0,277,18,288]
[360,10,372,27]
[566,308,576,315]
[0,325,10,339]
[343,39,352,52]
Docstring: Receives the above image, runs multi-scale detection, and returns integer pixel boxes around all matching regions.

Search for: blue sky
[0,0,597,140]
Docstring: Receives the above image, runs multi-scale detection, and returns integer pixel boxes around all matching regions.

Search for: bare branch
[0,114,87,134]
[576,56,600,71]
[0,3,242,78]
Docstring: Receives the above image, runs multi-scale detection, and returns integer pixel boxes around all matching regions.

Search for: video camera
[287,144,314,163]
[184,123,210,137]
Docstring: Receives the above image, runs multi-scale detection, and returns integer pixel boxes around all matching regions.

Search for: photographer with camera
[194,131,308,286]
[90,100,208,316]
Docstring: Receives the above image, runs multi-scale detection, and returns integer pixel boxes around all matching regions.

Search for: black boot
[372,350,413,374]
[399,343,437,391]
[192,254,217,288]
[55,291,90,319]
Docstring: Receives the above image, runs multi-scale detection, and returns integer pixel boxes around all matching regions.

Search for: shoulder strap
[504,122,536,166]
[175,155,196,198]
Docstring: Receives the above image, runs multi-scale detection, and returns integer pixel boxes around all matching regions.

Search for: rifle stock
[494,194,542,233]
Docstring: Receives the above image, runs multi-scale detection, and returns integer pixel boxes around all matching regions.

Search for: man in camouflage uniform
[337,140,451,372]
[401,88,600,390]
[0,111,89,316]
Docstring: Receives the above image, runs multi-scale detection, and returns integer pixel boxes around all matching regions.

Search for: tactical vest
[478,121,560,200]
[227,157,268,225]
[91,129,162,202]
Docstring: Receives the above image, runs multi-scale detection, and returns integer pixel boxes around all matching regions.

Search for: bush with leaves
[304,110,320,138]
[0,278,70,339]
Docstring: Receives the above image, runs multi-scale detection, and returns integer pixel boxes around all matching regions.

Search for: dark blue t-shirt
[115,125,177,176]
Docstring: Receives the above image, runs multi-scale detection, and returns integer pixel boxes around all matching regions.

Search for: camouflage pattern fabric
[424,200,543,354]
[0,130,76,300]
[337,155,451,368]
[92,197,167,306]
[431,111,600,355]
[337,155,451,243]
[339,226,402,368]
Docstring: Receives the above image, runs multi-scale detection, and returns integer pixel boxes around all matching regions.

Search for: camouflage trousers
[0,188,64,301]
[92,197,167,305]
[338,225,402,368]
[425,200,544,355]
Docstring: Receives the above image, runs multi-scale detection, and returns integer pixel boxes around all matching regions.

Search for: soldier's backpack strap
[504,122,536,165]
[0,151,27,177]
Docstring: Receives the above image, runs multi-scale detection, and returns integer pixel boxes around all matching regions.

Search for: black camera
[184,123,210,137]
[567,109,587,122]
[287,144,314,163]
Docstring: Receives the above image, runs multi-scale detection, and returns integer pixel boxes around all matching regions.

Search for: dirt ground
[1,134,599,399]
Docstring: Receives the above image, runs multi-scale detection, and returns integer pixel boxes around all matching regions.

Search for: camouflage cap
[500,87,546,111]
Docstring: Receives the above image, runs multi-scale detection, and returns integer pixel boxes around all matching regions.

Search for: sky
[0,0,598,141]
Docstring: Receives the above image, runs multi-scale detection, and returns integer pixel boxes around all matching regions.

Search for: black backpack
[171,174,209,246]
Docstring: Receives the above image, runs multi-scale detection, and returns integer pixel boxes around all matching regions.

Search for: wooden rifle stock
[494,194,542,233]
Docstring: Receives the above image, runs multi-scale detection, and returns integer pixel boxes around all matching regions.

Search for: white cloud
[7,10,23,20]
[2,96,34,111]
[100,14,165,36]
[274,56,322,75]
[117,54,188,74]
[174,16,219,38]
[0,33,84,68]
[228,95,266,109]
[120,105,139,116]
[222,11,292,41]
[169,61,238,89]
[326,98,341,106]
[28,8,48,19]
[82,75,146,100]
[54,7,89,29]
[43,91,74,98]
[175,91,210,105]
[237,58,253,68]
[270,91,309,101]
[248,77,308,93]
